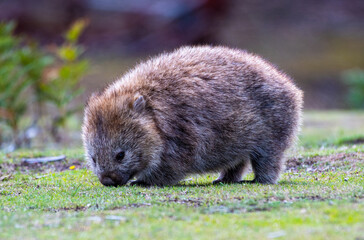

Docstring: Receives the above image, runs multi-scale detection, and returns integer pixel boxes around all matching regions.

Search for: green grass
[1,111,364,240]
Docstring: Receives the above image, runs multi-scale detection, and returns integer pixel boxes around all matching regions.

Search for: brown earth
[285,152,364,173]
[0,158,86,176]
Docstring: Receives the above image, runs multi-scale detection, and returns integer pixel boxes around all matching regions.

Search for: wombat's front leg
[213,161,249,184]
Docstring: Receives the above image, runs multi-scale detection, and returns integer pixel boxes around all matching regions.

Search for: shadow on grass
[172,179,309,188]
[278,180,310,186]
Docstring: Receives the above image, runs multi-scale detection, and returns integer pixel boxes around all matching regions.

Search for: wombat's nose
[100,172,130,187]
[100,176,117,187]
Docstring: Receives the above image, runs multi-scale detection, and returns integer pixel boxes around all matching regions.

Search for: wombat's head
[82,90,163,187]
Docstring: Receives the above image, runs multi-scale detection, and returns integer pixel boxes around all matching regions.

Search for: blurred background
[1,0,364,149]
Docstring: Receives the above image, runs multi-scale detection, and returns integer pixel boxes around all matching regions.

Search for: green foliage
[0,20,88,147]
[0,22,53,142]
[342,69,364,109]
[64,19,88,44]
[37,19,89,139]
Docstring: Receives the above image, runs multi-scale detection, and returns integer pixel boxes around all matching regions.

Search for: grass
[1,111,364,240]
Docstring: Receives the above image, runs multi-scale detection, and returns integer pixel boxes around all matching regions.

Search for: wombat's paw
[129,180,151,187]
[212,179,243,185]
[212,179,226,184]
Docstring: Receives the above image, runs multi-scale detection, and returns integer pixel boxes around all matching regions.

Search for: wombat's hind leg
[213,161,249,184]
[250,151,283,184]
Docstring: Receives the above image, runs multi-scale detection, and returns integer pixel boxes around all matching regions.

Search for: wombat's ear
[131,94,146,112]
[85,92,101,108]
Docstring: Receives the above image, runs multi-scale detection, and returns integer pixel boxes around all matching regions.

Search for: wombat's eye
[115,151,125,162]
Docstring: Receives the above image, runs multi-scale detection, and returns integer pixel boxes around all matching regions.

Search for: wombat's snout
[100,172,129,187]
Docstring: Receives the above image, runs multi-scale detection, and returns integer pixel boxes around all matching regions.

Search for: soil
[0,158,86,175]
[286,152,364,172]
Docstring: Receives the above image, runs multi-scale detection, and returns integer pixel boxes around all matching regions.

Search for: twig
[22,155,66,164]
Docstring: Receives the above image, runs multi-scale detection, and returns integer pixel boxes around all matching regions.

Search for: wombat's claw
[129,180,150,187]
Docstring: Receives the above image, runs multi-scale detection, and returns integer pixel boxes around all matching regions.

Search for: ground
[0,111,364,240]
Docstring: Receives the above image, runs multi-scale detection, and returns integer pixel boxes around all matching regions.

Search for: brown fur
[82,46,303,187]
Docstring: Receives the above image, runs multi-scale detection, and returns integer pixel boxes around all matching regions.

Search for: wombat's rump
[82,46,303,187]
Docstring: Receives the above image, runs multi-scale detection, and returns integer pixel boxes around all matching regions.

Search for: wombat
[82,46,303,187]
